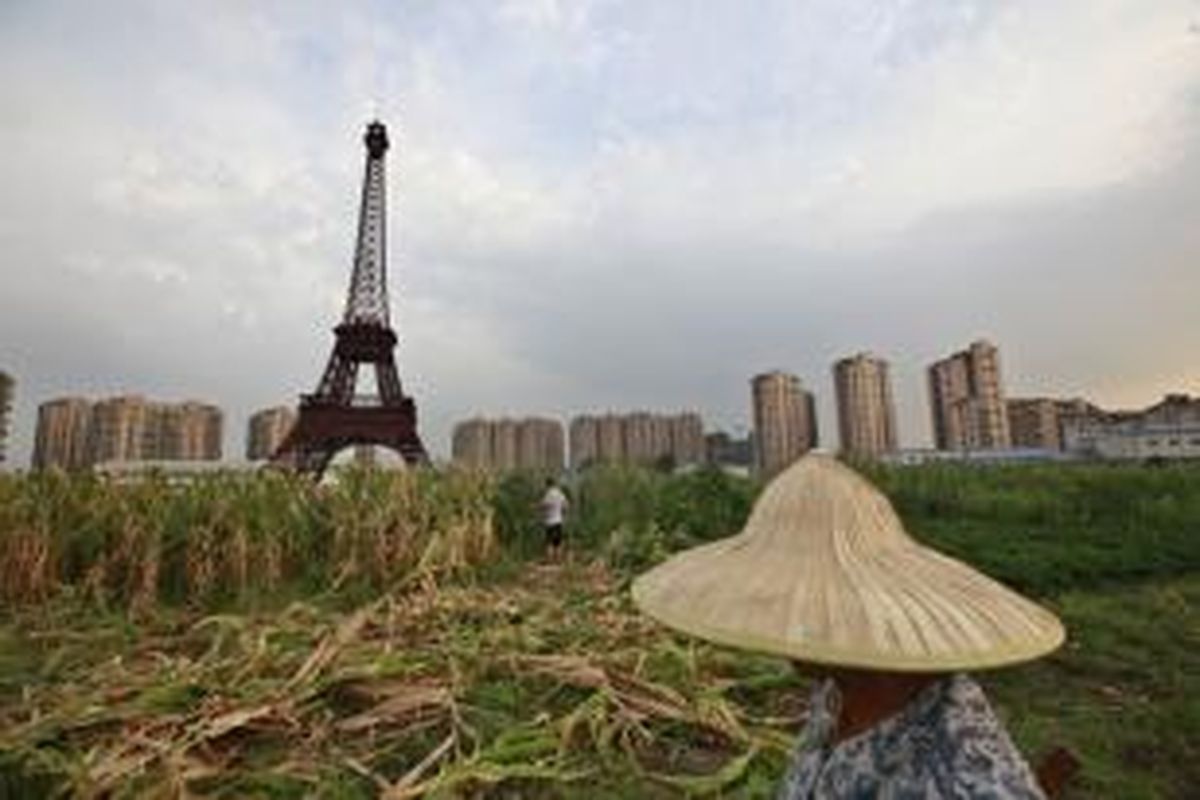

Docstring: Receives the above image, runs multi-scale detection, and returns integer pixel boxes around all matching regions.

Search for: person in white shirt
[539,477,569,562]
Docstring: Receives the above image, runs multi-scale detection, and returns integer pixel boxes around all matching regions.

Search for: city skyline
[11,334,1200,469]
[2,3,1198,465]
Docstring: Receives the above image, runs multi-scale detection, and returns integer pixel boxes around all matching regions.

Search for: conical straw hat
[632,454,1064,672]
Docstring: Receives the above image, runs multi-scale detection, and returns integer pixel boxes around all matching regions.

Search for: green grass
[986,575,1200,799]
[865,461,1200,594]
[488,460,1200,595]
[534,460,1200,595]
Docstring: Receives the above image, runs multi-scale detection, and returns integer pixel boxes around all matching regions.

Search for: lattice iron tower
[271,121,428,476]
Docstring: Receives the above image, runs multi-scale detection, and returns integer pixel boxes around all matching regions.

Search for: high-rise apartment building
[92,396,222,463]
[624,412,657,465]
[246,406,298,460]
[451,418,493,469]
[492,418,520,471]
[833,353,897,460]
[178,401,221,460]
[516,418,564,473]
[451,416,565,473]
[88,395,148,464]
[567,411,706,470]
[1007,397,1102,451]
[0,371,12,465]
[669,413,706,466]
[596,414,625,463]
[927,340,1010,450]
[651,415,675,464]
[751,371,818,479]
[33,397,93,470]
[621,411,704,468]
[32,395,222,469]
[569,416,600,470]
[169,402,222,460]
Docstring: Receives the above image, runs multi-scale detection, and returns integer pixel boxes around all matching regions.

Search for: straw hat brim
[632,475,1065,673]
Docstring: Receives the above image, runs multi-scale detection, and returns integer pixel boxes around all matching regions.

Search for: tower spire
[343,121,391,325]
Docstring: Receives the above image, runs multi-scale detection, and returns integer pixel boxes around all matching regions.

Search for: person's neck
[828,669,942,744]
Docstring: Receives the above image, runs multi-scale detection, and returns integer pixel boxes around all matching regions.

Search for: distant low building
[1007,397,1103,451]
[1064,394,1200,461]
[705,431,754,473]
[880,447,1075,467]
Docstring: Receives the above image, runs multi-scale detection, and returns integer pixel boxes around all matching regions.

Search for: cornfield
[0,466,496,612]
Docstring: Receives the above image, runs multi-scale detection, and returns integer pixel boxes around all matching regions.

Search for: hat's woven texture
[632,454,1064,672]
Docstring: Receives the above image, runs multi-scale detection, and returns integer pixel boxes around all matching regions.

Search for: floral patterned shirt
[777,674,1045,799]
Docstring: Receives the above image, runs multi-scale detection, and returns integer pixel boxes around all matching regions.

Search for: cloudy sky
[1,0,1198,464]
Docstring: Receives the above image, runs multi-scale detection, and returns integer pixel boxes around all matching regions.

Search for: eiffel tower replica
[272,121,428,476]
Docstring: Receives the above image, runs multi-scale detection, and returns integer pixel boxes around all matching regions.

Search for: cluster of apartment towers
[444,338,1200,475]
[28,395,223,471]
[7,338,1199,473]
[24,393,291,471]
[439,340,1032,479]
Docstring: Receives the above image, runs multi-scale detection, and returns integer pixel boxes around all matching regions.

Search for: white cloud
[1,0,1198,465]
[830,0,1200,235]
[528,0,1200,248]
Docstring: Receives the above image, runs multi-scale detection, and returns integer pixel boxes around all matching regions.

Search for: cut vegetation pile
[0,561,799,798]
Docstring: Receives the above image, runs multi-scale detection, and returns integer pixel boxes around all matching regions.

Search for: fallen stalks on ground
[0,561,800,797]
